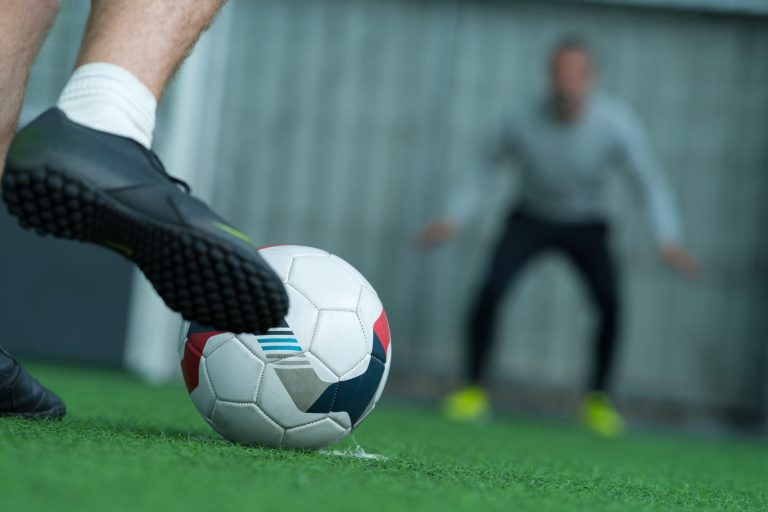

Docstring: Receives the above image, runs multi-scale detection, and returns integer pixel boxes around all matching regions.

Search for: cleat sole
[2,167,288,334]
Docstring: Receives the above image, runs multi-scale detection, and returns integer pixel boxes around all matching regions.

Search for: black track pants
[466,209,620,392]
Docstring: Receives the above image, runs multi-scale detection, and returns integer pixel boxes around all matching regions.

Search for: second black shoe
[2,108,288,334]
[0,346,66,419]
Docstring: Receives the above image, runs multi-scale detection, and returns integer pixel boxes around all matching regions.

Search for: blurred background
[2,0,766,433]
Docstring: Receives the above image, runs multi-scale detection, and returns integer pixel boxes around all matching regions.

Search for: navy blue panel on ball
[371,332,387,363]
[307,357,385,425]
[306,382,338,414]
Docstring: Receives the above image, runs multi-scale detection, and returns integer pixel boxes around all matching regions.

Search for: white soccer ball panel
[328,411,352,430]
[287,256,361,311]
[259,245,329,282]
[204,338,265,402]
[329,254,375,292]
[210,401,284,447]
[310,310,368,377]
[282,418,348,450]
[202,332,235,358]
[342,353,372,380]
[190,357,217,418]
[283,285,319,348]
[256,356,337,428]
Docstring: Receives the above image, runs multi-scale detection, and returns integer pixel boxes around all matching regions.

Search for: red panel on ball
[181,331,223,392]
[373,309,391,354]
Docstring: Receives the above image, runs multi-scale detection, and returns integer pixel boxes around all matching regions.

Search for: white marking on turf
[320,437,388,460]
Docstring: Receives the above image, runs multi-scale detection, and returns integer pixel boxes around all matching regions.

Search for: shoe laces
[169,175,191,194]
[145,146,191,194]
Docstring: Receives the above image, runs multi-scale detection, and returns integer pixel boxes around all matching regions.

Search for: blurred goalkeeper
[417,37,698,436]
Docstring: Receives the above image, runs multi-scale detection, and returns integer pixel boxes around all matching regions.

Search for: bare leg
[2,0,225,173]
[77,0,226,100]
[0,0,61,176]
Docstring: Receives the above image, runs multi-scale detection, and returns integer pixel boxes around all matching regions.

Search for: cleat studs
[46,175,63,190]
[31,169,46,182]
[64,184,79,199]
[209,248,224,261]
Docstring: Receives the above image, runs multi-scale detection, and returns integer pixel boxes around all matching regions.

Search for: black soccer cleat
[0,346,66,419]
[2,108,288,334]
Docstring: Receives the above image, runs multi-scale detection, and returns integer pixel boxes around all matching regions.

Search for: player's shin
[0,0,60,176]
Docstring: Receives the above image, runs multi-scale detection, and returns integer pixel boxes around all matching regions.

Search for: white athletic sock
[57,62,157,149]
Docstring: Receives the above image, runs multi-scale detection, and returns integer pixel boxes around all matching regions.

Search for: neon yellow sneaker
[581,392,626,437]
[442,386,490,422]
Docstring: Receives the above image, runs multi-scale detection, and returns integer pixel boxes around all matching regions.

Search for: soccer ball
[178,245,391,449]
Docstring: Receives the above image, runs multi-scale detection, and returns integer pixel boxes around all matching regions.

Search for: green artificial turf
[1,364,767,512]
